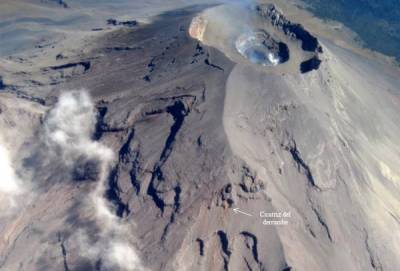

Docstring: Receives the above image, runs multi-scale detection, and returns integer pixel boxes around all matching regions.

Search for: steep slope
[0,1,399,271]
[223,40,400,270]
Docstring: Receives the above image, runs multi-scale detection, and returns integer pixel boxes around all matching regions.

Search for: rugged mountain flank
[0,2,399,271]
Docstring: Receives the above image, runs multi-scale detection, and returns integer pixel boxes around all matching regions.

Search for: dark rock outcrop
[300,56,322,73]
[255,4,322,53]
[72,158,100,182]
[0,76,5,90]
[217,230,231,270]
[107,19,138,27]
[48,61,91,72]
[255,4,323,73]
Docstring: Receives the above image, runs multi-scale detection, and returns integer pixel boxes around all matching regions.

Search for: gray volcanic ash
[0,1,400,271]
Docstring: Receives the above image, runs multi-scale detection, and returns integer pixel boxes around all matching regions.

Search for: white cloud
[0,144,20,195]
[47,90,146,271]
[44,91,113,164]
[109,242,143,271]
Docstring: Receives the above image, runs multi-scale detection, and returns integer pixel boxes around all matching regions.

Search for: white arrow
[233,208,253,217]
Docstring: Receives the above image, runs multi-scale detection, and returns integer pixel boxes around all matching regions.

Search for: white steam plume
[47,90,145,271]
[0,136,22,214]
[0,144,20,195]
[44,91,113,164]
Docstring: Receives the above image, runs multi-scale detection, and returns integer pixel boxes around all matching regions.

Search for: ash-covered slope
[0,1,400,271]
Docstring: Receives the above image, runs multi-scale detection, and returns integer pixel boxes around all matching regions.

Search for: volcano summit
[235,30,289,66]
[0,1,400,271]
